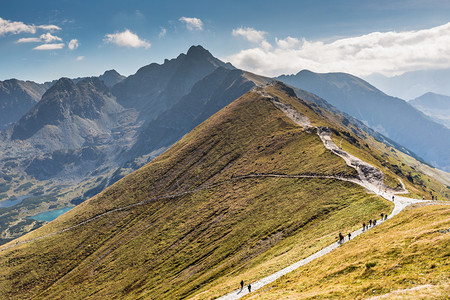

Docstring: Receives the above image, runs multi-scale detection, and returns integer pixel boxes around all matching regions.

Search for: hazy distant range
[364,68,450,100]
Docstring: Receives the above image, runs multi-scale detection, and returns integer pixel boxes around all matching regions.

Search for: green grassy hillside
[0,83,446,299]
[248,204,450,299]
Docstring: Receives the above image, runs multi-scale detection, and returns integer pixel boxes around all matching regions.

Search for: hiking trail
[217,86,431,300]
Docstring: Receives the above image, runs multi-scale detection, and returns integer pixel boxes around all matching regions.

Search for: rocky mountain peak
[99,69,126,87]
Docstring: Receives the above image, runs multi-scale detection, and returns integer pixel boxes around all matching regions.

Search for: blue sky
[1,0,450,82]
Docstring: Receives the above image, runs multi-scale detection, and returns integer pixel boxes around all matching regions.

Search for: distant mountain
[69,69,126,87]
[127,67,258,159]
[278,70,450,171]
[112,45,234,118]
[409,92,450,129]
[98,70,126,87]
[365,68,450,100]
[11,77,123,149]
[0,79,49,129]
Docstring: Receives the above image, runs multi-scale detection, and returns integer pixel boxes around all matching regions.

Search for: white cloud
[33,43,65,50]
[179,17,203,31]
[0,17,36,35]
[104,29,151,49]
[0,17,60,36]
[159,27,167,38]
[40,32,62,43]
[275,36,300,49]
[37,24,61,31]
[232,27,267,43]
[68,39,79,50]
[76,56,85,61]
[226,22,450,77]
[16,37,41,43]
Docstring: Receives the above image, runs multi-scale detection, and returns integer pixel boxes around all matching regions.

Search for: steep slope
[249,204,450,299]
[278,70,450,171]
[126,67,257,160]
[0,83,447,299]
[0,79,48,129]
[409,92,450,129]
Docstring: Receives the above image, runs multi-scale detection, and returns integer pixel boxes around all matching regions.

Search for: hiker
[363,222,366,231]
[240,280,244,290]
[338,232,344,244]
[348,232,351,240]
[248,284,251,293]
[392,195,395,201]
[384,214,388,220]
[373,219,377,226]
[369,219,372,227]
[381,213,384,220]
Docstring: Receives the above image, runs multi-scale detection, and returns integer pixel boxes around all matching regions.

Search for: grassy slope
[248,204,450,299]
[0,84,442,299]
[269,84,450,200]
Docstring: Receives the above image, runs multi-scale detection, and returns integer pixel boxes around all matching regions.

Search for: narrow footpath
[217,87,430,300]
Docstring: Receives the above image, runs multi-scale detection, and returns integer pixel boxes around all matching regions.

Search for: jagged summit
[99,69,126,87]
[10,76,112,142]
[112,45,234,113]
[0,78,48,128]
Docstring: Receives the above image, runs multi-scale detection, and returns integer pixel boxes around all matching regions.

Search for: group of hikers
[240,280,251,293]
[338,212,389,244]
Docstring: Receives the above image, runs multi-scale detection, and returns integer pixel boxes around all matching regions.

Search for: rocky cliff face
[11,77,124,151]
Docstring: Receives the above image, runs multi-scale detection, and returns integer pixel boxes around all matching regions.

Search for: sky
[1,0,450,83]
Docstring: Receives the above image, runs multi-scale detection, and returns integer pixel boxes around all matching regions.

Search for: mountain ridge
[278,70,450,171]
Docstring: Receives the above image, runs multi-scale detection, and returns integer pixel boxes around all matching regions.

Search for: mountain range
[409,92,450,129]
[278,70,450,171]
[364,68,450,100]
[0,46,263,242]
[0,45,449,246]
[0,80,447,299]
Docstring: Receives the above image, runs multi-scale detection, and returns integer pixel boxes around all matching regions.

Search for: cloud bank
[227,22,450,77]
[179,17,203,31]
[104,29,151,49]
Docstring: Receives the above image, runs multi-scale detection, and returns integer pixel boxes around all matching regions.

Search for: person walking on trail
[373,219,377,226]
[240,280,244,290]
[392,195,395,201]
[248,284,251,293]
[381,213,384,220]
[369,219,372,227]
[338,232,344,244]
[363,222,366,231]
[384,214,388,220]
[348,232,351,240]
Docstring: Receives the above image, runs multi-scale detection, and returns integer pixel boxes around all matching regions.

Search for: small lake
[0,195,31,208]
[30,207,74,222]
